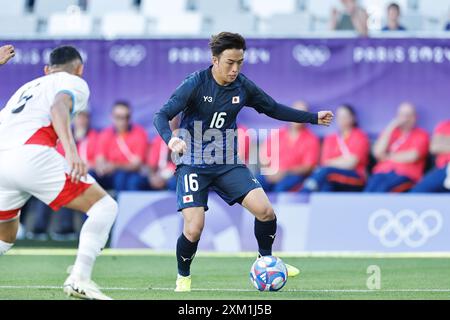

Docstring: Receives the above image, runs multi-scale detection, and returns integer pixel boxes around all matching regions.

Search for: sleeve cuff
[311,112,319,125]
[57,90,76,115]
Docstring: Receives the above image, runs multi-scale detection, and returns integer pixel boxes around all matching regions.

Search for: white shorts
[0,145,95,221]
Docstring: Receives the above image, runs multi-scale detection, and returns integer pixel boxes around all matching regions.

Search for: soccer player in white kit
[0,46,118,300]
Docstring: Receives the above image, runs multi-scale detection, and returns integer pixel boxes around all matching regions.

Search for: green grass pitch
[1,249,449,300]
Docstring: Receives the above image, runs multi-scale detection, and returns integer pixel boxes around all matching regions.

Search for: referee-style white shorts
[0,145,95,222]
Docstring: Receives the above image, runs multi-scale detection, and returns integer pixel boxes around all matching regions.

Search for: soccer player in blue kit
[153,32,334,292]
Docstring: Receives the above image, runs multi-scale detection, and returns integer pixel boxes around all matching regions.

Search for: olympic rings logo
[368,209,443,248]
[292,44,331,67]
[109,45,146,67]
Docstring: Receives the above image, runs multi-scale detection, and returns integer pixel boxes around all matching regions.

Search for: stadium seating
[86,0,137,18]
[101,12,147,38]
[247,0,298,18]
[266,13,312,35]
[194,0,244,17]
[47,12,94,37]
[0,0,449,38]
[400,13,425,30]
[209,13,257,35]
[418,0,450,30]
[153,12,203,36]
[0,15,37,38]
[33,0,80,18]
[418,0,450,18]
[0,0,28,16]
[141,0,189,17]
[305,0,341,20]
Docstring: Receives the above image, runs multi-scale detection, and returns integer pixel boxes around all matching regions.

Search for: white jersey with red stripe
[0,71,89,151]
[0,71,93,221]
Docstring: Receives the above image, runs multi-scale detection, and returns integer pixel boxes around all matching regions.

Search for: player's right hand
[168,137,187,154]
[318,111,334,126]
[67,152,88,184]
[0,45,15,65]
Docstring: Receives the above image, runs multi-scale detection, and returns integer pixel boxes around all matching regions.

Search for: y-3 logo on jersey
[203,96,213,103]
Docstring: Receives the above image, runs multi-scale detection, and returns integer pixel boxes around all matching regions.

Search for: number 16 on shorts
[183,173,198,203]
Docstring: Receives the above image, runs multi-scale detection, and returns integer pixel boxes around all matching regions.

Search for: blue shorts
[175,164,262,212]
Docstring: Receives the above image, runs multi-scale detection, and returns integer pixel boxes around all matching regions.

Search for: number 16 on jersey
[184,173,199,192]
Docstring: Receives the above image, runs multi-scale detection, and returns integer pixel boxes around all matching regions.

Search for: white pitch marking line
[7,248,450,258]
[0,285,449,293]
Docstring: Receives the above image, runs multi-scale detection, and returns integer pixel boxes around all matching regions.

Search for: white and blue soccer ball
[250,255,288,292]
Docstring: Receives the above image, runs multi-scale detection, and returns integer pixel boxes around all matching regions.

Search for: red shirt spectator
[97,125,148,166]
[147,135,176,175]
[373,127,429,182]
[321,127,370,179]
[56,130,98,168]
[433,120,450,168]
[263,126,320,172]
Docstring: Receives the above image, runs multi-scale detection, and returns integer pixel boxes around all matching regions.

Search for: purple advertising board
[1,38,449,138]
[112,192,450,252]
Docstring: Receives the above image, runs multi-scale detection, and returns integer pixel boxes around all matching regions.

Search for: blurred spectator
[365,102,429,192]
[146,117,178,191]
[258,101,320,192]
[301,104,369,193]
[95,101,148,192]
[57,111,98,169]
[331,0,369,36]
[27,111,97,240]
[410,120,450,192]
[382,3,406,31]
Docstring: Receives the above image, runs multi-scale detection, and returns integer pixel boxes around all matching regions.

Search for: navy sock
[176,233,199,277]
[254,217,277,257]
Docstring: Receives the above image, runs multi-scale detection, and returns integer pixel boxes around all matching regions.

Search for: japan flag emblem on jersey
[183,195,193,203]
[232,96,240,104]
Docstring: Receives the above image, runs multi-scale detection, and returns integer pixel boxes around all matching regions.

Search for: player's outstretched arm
[245,79,333,126]
[251,101,334,127]
[0,44,15,65]
[50,92,87,183]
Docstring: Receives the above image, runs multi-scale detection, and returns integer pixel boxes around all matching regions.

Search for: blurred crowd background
[1,0,450,38]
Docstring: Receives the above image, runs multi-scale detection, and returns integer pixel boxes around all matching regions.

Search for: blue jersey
[154,66,318,167]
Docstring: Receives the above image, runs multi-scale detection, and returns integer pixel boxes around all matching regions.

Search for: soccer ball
[249,255,288,292]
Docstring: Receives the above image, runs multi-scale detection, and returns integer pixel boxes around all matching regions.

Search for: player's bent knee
[88,195,118,225]
[257,206,276,222]
[0,240,14,256]
[101,195,118,218]
[184,224,203,242]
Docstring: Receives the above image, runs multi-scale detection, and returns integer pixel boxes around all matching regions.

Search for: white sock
[0,240,13,256]
[71,195,118,280]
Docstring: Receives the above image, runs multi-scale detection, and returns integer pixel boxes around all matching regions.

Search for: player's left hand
[66,151,88,184]
[0,45,15,65]
[317,111,334,126]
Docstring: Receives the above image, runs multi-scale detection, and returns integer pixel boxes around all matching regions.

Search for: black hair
[113,100,131,110]
[209,32,246,57]
[49,45,83,66]
[387,2,400,12]
[338,104,359,127]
